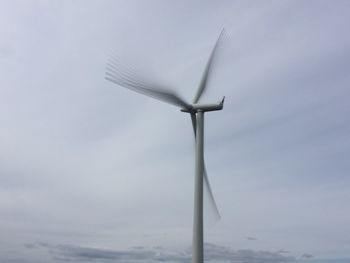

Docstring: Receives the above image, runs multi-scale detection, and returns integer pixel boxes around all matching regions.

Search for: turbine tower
[105,30,226,263]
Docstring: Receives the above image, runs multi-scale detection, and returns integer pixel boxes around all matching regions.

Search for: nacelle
[181,96,225,113]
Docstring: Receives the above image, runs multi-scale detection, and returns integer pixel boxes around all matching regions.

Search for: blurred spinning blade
[191,113,221,221]
[192,28,227,104]
[105,56,191,110]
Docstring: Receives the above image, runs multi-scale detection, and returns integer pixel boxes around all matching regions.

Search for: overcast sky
[1,0,350,262]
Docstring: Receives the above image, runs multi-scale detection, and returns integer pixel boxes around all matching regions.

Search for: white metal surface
[193,111,204,263]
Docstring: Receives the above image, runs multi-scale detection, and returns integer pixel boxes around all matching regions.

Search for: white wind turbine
[105,30,226,263]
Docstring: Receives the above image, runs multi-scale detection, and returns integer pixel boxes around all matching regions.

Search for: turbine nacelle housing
[181,96,225,113]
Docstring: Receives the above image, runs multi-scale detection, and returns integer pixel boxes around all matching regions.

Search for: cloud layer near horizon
[22,242,295,263]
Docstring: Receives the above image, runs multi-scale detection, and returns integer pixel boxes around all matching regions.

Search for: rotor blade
[105,57,191,109]
[106,58,156,88]
[193,28,227,104]
[190,113,221,220]
[190,113,197,133]
[203,165,221,220]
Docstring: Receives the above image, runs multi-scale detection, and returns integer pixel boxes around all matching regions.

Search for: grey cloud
[31,242,295,263]
[35,242,186,262]
[39,243,156,262]
[0,44,14,57]
[24,243,37,249]
[301,253,313,259]
[276,249,289,254]
[247,237,257,241]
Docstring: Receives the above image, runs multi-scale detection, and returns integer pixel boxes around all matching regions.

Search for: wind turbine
[105,30,226,263]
